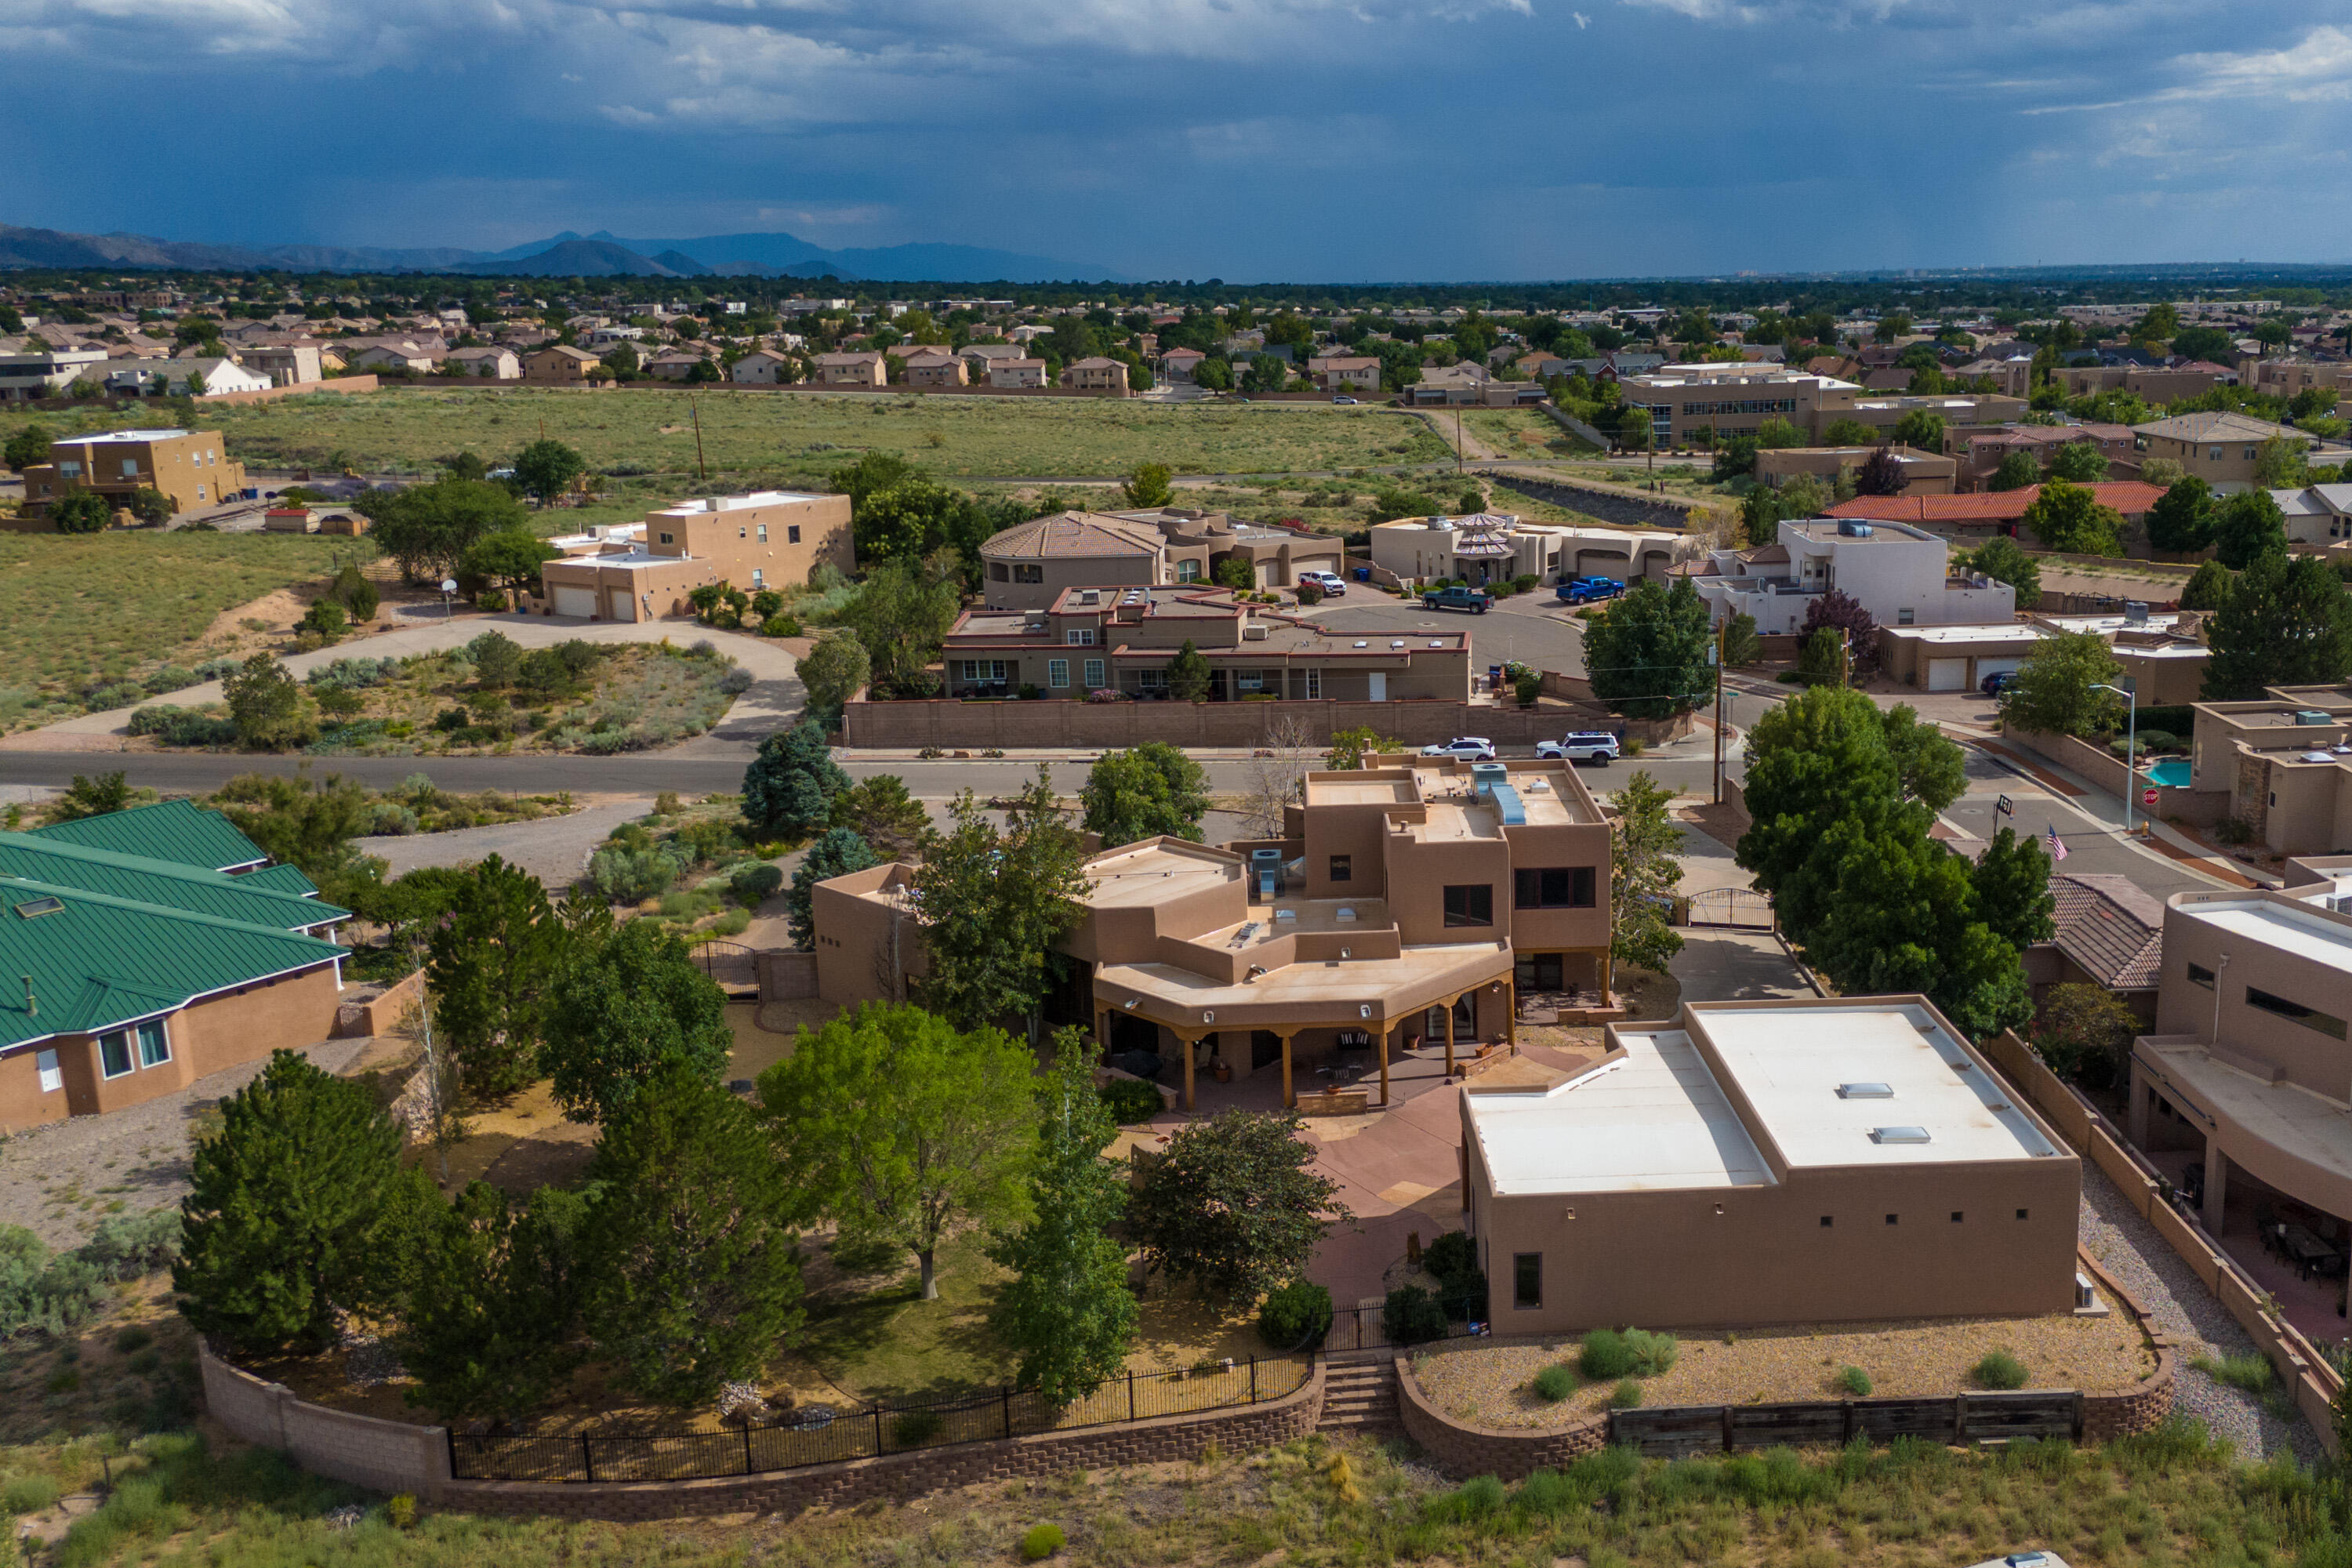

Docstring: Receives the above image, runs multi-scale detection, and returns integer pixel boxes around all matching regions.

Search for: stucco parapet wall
[201,1342,1323,1521]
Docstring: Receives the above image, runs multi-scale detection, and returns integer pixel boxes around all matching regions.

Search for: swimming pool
[2147,758,2190,789]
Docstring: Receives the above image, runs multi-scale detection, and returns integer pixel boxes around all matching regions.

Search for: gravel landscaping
[1410,1277,2153,1430]
[2076,1160,2328,1466]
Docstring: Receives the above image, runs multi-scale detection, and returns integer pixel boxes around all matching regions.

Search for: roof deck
[1080,840,1241,907]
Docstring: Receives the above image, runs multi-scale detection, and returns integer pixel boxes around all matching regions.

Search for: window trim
[1083,658,1105,688]
[1514,866,1597,909]
[2187,961,2215,989]
[98,1029,135,1080]
[1442,884,1494,928]
[1048,658,1070,689]
[136,1018,170,1068]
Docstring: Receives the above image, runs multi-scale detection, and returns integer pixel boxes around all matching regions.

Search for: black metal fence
[447,1356,1313,1483]
[1326,1294,1489,1354]
[689,939,758,991]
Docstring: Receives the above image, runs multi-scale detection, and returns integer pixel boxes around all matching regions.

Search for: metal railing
[688,939,759,990]
[1326,1294,1490,1354]
[447,1355,1312,1483]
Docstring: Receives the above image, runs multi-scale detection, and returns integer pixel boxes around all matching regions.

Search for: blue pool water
[2147,758,2190,789]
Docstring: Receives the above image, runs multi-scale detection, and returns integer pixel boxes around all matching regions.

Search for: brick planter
[1394,1351,1606,1480]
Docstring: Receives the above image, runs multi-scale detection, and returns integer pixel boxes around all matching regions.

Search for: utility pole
[691,400,708,482]
[1838,627,1850,690]
[1712,619,1726,805]
[1454,405,1464,475]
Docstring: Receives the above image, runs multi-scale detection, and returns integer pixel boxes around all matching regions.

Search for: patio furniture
[2281,1223,2342,1282]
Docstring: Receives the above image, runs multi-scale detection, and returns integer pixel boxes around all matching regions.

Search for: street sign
[2143,788,2159,807]
[1995,794,2014,818]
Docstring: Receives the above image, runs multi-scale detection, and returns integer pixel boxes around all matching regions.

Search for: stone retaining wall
[1394,1346,1606,1479]
[199,1344,1323,1520]
[1479,469,1708,532]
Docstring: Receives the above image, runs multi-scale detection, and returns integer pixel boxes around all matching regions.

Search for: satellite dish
[439,578,457,594]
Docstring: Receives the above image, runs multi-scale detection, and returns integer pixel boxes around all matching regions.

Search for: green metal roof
[26,799,270,872]
[0,876,346,1051]
[0,834,346,931]
[238,862,321,897]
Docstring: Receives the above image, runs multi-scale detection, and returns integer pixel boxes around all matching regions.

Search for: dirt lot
[1410,1277,2154,1429]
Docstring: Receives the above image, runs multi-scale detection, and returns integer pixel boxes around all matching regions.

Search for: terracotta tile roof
[1825,481,2168,526]
[2045,873,2164,990]
[981,510,1162,560]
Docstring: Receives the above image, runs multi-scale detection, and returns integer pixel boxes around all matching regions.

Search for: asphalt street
[1938,746,2220,900]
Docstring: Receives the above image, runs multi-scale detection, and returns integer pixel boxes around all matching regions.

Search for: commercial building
[1878,612,2209,700]
[0,800,350,1128]
[13,429,245,527]
[815,756,1613,1109]
[938,585,1469,701]
[1752,445,1955,495]
[1460,998,2082,1334]
[2054,362,2236,404]
[1368,514,1683,587]
[535,489,852,622]
[1617,364,1858,445]
[1691,517,2013,637]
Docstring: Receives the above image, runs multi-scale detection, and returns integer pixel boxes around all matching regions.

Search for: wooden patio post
[1378,1022,1391,1106]
[1443,995,1457,1080]
[1279,1031,1296,1110]
[1180,1032,1197,1112]
[1505,978,1516,1051]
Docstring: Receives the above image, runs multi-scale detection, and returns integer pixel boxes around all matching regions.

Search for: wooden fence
[1608,1392,2081,1457]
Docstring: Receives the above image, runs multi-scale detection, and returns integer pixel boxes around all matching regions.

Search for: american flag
[2045,823,2068,862]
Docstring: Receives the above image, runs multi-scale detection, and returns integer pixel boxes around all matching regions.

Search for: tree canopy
[742,720,849,838]
[1130,1109,1348,1302]
[2210,488,2288,570]
[2020,477,2124,557]
[1080,742,1211,848]
[2000,631,2125,739]
[358,477,529,582]
[909,768,1088,1033]
[785,827,880,951]
[1582,578,1712,719]
[510,439,586,502]
[1609,771,1684,974]
[539,916,733,1123]
[1955,535,2042,608]
[2145,477,2214,556]
[426,855,568,1102]
[2204,551,2352,699]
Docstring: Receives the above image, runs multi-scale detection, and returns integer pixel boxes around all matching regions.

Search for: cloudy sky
[3,0,2349,279]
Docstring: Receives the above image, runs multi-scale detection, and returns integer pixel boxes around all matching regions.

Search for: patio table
[2281,1222,2343,1281]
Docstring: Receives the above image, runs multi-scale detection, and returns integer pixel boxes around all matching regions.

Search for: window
[1514,868,1596,909]
[99,1030,134,1079]
[659,531,675,544]
[1819,1215,1833,1228]
[1298,669,1321,699]
[1885,1214,1899,1225]
[757,524,768,542]
[991,563,1010,581]
[1951,1211,1964,1224]
[1443,884,1494,927]
[788,524,800,544]
[738,526,747,539]
[1014,564,1045,583]
[136,1019,169,1068]
[1176,560,1202,582]
[35,1049,60,1094]
[1066,629,1098,645]
[1512,1253,1541,1310]
[1048,659,1069,688]
[2187,962,2215,989]
[1330,855,1352,884]
[2247,985,2348,1040]
[1896,608,1915,626]
[120,459,138,477]
[195,485,205,501]
[2016,1208,2030,1220]
[956,659,1009,683]
[751,569,764,589]
[1083,658,1105,688]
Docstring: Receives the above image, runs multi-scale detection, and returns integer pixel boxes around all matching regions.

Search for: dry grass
[1413,1278,2156,1430]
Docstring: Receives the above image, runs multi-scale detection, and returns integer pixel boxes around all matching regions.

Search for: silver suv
[1537,731,1621,765]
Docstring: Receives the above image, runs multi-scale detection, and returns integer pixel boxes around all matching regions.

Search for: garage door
[1926,658,1966,692]
[550,584,597,619]
[1291,554,1339,579]
[1974,656,2026,682]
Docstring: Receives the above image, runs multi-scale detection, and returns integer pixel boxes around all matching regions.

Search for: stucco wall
[844,696,1665,750]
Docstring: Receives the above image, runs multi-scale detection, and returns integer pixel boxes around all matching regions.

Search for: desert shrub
[387,1493,417,1529]
[718,665,756,695]
[760,615,801,637]
[1382,1284,1451,1345]
[1256,1279,1333,1351]
[891,1410,943,1446]
[361,804,421,836]
[2191,1352,2274,1392]
[1422,1229,1476,1286]
[306,656,401,691]
[143,664,198,695]
[1837,1365,1872,1396]
[1532,1363,1577,1403]
[586,845,681,903]
[1971,1350,2028,1390]
[114,1325,154,1354]
[131,706,238,746]
[194,656,244,681]
[1098,1076,1163,1126]
[297,600,347,641]
[84,681,147,712]
[730,862,784,905]
[1580,1327,1677,1379]
[1021,1523,1065,1561]
[1610,1377,1644,1409]
[1,1473,60,1515]
[127,704,187,735]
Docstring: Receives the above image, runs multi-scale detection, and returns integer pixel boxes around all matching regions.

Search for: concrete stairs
[1318,1358,1401,1433]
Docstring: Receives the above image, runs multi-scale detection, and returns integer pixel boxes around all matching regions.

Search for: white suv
[1537,731,1620,765]
[1298,571,1346,597]
[1420,736,1497,762]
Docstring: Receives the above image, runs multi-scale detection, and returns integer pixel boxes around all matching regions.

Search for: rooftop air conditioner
[2296,710,2334,725]
[1243,624,1270,641]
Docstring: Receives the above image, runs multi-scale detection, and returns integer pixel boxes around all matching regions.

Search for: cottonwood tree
[1129,1109,1349,1302]
[2211,488,2289,569]
[2044,440,2111,483]
[1608,771,1684,975]
[840,561,960,695]
[539,917,733,1123]
[909,769,1088,1033]
[358,478,528,582]
[510,439,586,503]
[582,1065,804,1406]
[1987,451,2041,492]
[426,854,566,1101]
[1123,463,1174,508]
[988,1028,1139,1404]
[760,1002,1036,1301]
[174,1051,404,1355]
[1080,742,1211,847]
[2020,477,2124,556]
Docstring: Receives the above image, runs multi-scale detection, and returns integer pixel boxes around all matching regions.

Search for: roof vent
[1870,1126,1932,1145]
[12,897,64,919]
[2294,710,2333,725]
[1837,1082,1893,1099]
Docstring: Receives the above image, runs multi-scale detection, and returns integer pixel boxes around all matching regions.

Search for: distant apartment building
[535,489,852,622]
[813,351,887,387]
[13,428,244,528]
[0,348,106,401]
[2246,361,2352,401]
[1691,517,2014,636]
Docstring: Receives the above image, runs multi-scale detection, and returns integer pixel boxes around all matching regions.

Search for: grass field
[0,388,1459,485]
[0,530,368,713]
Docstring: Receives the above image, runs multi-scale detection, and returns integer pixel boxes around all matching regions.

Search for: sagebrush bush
[1972,1350,2028,1390]
[1610,1377,1644,1409]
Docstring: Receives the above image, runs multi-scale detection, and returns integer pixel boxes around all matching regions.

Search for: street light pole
[2092,680,2140,838]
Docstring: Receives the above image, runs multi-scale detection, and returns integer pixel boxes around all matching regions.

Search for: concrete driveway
[5,613,803,759]
[359,797,657,887]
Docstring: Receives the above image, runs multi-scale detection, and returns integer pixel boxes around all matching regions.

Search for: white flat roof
[1886,623,2049,646]
[2180,900,2352,977]
[1696,1003,2060,1167]
[653,490,821,516]
[1468,1030,1772,1196]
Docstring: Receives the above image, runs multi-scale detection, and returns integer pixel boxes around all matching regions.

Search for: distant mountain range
[0,222,1131,285]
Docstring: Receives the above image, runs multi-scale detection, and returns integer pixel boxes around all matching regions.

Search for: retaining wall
[199,1344,1323,1519]
[200,376,382,406]
[334,968,425,1038]
[1479,469,1707,532]
[1394,1348,1607,1479]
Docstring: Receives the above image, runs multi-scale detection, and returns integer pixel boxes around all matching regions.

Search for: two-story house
[1691,517,2014,636]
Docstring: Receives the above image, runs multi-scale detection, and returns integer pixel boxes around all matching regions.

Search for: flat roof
[2140,1037,2352,1187]
[1305,772,1417,807]
[651,490,822,515]
[1469,1030,1773,1196]
[2177,900,2352,977]
[1881,623,2047,646]
[1080,840,1240,908]
[56,429,190,443]
[1693,1002,2060,1167]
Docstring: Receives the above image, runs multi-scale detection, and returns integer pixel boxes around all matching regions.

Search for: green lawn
[0,387,1455,485]
[786,1231,1018,1402]
[0,530,368,710]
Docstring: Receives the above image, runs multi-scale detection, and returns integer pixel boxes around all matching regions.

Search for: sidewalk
[1959,728,2264,891]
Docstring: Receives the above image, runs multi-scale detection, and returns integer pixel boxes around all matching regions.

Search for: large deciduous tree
[1129,1109,1349,1302]
[2000,631,2126,739]
[2020,477,2125,556]
[795,630,871,727]
[2210,488,2289,570]
[1582,578,1712,719]
[760,1002,1036,1300]
[539,917,733,1123]
[841,561,961,695]
[1798,589,1879,673]
[2204,550,2352,699]
[510,438,586,503]
[2145,477,2215,556]
[1955,535,2042,609]
[1080,742,1211,847]
[909,768,1087,1033]
[358,477,530,583]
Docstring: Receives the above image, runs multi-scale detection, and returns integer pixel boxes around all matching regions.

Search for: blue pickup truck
[1555,575,1624,604]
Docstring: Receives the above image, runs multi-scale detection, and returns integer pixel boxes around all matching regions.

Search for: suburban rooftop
[2176,898,2352,977]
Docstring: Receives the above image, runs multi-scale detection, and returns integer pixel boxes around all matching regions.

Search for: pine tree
[581,1066,804,1406]
[397,1181,590,1422]
[173,1050,403,1354]
[786,828,880,950]
[426,855,566,1101]
[741,720,848,837]
[989,1029,1138,1404]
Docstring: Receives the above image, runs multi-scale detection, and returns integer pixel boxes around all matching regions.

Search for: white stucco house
[1692,517,2014,636]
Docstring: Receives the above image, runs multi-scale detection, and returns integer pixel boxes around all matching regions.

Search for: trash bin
[1487,665,1504,690]
[1353,566,1370,582]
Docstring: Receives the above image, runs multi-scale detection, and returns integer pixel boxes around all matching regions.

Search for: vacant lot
[1461,406,1598,459]
[11,387,1460,483]
[0,529,366,713]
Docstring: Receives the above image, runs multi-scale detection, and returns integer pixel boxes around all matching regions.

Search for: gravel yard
[1411,1279,2154,1430]
[2076,1160,2328,1465]
[0,1037,371,1251]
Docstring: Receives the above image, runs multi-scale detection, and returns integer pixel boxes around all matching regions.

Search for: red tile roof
[1824,481,2168,526]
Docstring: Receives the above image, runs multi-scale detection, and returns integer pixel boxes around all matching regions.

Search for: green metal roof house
[0,807,350,1129]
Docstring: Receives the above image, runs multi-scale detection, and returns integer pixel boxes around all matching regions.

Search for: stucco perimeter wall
[201,1343,1323,1520]
[844,696,1694,750]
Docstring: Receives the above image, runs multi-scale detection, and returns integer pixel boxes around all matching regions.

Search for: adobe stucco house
[0,801,350,1129]
[536,489,853,622]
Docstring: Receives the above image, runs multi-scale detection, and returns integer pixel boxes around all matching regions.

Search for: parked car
[1536,731,1621,765]
[1420,736,1497,762]
[1298,570,1347,597]
[1980,670,2019,697]
[1421,585,1493,614]
[1555,575,1624,604]
[1330,395,1359,405]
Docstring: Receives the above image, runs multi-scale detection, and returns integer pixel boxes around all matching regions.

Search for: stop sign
[2143,788,2159,806]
